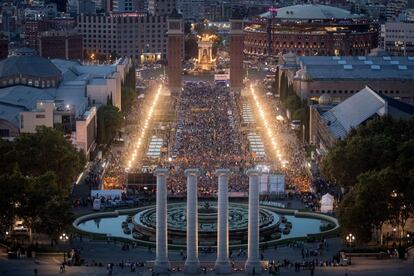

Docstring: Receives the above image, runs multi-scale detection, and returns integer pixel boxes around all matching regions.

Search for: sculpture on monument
[195,34,216,72]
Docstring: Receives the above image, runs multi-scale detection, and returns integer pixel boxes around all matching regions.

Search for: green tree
[321,134,398,188]
[284,94,302,111]
[40,196,73,245]
[97,105,123,144]
[121,67,137,112]
[338,190,373,243]
[0,139,15,175]
[20,172,60,241]
[0,168,27,235]
[13,126,86,193]
[274,66,279,95]
[325,117,414,243]
[279,72,288,101]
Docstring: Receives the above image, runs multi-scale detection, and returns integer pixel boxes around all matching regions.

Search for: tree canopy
[97,105,123,145]
[323,117,414,243]
[0,127,86,239]
[321,117,413,188]
[121,66,136,113]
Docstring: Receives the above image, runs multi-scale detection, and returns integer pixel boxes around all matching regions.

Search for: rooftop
[296,56,414,80]
[0,55,61,79]
[320,86,414,140]
[260,4,361,20]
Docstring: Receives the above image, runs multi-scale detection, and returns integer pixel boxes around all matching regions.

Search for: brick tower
[167,9,184,95]
[229,10,245,92]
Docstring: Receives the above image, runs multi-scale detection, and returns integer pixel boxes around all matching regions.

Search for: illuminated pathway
[249,84,288,169]
[248,83,311,192]
[125,85,163,171]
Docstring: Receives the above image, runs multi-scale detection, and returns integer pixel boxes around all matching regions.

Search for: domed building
[0,55,62,88]
[0,53,132,156]
[244,4,378,57]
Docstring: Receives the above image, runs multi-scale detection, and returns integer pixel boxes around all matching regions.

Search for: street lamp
[59,233,69,263]
[346,233,355,248]
[60,233,69,242]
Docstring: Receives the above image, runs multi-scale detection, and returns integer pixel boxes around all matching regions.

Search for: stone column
[215,169,231,274]
[245,169,262,274]
[184,168,200,274]
[154,168,170,273]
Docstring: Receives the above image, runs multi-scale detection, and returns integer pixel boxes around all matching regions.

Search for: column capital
[215,169,230,177]
[155,168,169,176]
[246,168,260,177]
[184,168,200,177]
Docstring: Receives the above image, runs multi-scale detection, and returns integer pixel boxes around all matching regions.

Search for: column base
[154,260,170,273]
[244,260,262,275]
[184,259,200,274]
[214,259,232,274]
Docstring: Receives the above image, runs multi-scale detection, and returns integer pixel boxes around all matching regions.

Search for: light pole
[346,233,355,249]
[60,233,69,264]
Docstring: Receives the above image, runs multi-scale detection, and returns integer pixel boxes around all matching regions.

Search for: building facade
[148,0,177,16]
[244,4,379,57]
[278,53,414,104]
[177,0,205,21]
[382,21,414,56]
[24,19,49,50]
[39,30,83,60]
[0,54,132,155]
[386,0,413,21]
[112,0,142,12]
[76,12,168,62]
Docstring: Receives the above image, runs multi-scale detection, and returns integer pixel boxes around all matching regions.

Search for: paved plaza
[1,237,413,275]
[0,243,414,276]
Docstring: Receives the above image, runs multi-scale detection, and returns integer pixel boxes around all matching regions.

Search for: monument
[152,167,263,274]
[167,9,184,95]
[195,34,216,72]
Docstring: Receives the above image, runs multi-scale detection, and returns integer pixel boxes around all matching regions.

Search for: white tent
[320,193,334,213]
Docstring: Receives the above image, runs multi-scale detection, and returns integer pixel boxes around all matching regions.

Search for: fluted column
[245,169,262,274]
[184,168,200,274]
[215,169,231,274]
[154,168,170,273]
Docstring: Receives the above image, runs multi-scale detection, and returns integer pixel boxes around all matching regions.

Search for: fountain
[195,34,216,72]
[74,201,339,248]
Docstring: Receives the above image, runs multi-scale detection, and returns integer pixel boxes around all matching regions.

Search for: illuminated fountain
[195,34,216,72]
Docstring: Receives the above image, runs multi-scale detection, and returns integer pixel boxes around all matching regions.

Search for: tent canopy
[320,193,334,213]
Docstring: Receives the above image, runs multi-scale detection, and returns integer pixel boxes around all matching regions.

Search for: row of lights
[125,85,163,171]
[250,84,288,168]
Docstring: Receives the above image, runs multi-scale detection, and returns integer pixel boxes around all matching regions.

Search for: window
[36,114,45,119]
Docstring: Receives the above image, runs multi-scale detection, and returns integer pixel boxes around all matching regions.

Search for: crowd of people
[255,94,311,193]
[167,82,255,196]
[99,79,315,202]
